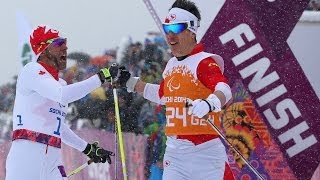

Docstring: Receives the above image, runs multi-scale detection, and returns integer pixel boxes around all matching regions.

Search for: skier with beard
[5,25,129,180]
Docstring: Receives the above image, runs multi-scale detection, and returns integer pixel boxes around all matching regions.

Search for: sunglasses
[162,21,197,34]
[40,38,67,47]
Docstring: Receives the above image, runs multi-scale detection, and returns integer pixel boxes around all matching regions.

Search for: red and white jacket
[143,43,229,145]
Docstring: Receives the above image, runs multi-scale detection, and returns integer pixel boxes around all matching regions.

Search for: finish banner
[144,0,319,179]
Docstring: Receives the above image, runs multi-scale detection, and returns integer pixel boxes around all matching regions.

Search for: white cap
[163,8,200,34]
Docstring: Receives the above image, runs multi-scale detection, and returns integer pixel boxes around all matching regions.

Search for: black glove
[116,66,131,88]
[83,141,115,164]
[97,63,119,84]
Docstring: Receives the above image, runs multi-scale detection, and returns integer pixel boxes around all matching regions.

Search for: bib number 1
[17,115,23,126]
[54,117,61,135]
[16,115,61,135]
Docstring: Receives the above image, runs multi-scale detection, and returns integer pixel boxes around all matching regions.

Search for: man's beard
[46,52,61,70]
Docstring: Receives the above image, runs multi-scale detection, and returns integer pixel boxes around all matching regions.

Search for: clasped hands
[97,63,131,88]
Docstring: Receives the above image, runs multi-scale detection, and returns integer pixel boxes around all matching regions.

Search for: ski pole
[67,159,94,178]
[113,88,128,180]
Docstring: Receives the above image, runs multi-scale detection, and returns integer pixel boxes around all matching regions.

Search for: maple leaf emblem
[209,63,219,67]
[39,70,46,75]
[168,13,176,21]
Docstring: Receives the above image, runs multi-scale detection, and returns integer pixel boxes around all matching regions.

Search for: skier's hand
[97,63,119,84]
[187,94,221,118]
[113,66,131,88]
[83,141,114,164]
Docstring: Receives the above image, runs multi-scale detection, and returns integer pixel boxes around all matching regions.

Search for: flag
[16,11,35,66]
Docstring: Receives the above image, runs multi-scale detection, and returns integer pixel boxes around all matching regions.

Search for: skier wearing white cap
[5,25,129,179]
[118,0,235,179]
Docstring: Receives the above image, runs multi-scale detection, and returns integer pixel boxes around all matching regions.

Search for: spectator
[307,0,320,10]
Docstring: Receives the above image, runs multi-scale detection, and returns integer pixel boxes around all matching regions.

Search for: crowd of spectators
[0,81,15,141]
[307,0,320,11]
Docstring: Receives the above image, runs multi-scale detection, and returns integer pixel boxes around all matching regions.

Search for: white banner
[16,11,35,67]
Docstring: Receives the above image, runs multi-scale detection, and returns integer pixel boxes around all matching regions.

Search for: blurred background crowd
[307,0,320,10]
